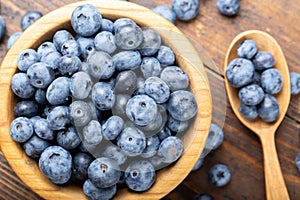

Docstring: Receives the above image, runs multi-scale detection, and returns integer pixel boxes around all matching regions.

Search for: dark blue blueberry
[0,16,6,41]
[10,117,33,143]
[260,68,283,94]
[71,4,102,37]
[217,0,240,16]
[88,157,121,188]
[82,120,103,149]
[117,127,147,157]
[57,55,82,76]
[139,29,161,56]
[126,95,158,126]
[47,106,70,130]
[112,94,130,118]
[167,90,198,121]
[76,36,95,59]
[14,100,39,118]
[72,152,93,181]
[204,123,224,151]
[295,152,300,172]
[238,103,258,120]
[53,30,74,51]
[39,146,72,184]
[113,50,142,71]
[253,51,275,71]
[172,0,200,21]
[37,42,57,58]
[34,117,55,140]
[87,51,114,80]
[7,32,22,49]
[192,157,204,171]
[144,76,170,103]
[46,77,70,105]
[78,142,89,153]
[92,82,115,111]
[11,73,36,99]
[40,51,62,70]
[290,72,300,95]
[57,126,81,149]
[101,18,114,32]
[193,193,214,200]
[23,135,51,159]
[209,164,231,187]
[102,145,127,166]
[17,49,39,72]
[238,84,264,105]
[156,126,171,141]
[20,11,43,30]
[252,70,261,85]
[225,58,255,88]
[153,5,176,24]
[114,70,137,94]
[69,101,92,127]
[102,116,124,140]
[141,135,160,158]
[83,179,116,200]
[140,57,162,79]
[166,115,189,133]
[27,62,55,89]
[258,94,279,122]
[70,71,92,99]
[160,66,189,91]
[156,45,175,66]
[94,31,117,54]
[158,136,183,163]
[35,89,48,105]
[237,39,258,59]
[125,160,156,192]
[61,39,81,57]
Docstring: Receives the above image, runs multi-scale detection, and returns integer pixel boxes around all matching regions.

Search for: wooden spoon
[224,30,290,200]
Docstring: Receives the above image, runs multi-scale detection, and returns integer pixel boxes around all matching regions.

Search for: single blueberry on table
[139,29,161,56]
[0,16,6,41]
[157,45,175,66]
[102,115,124,141]
[237,39,258,59]
[57,55,82,76]
[238,84,265,105]
[20,11,43,30]
[57,126,81,150]
[217,0,240,16]
[7,32,22,49]
[94,31,117,54]
[260,68,283,94]
[87,51,114,80]
[27,62,55,89]
[69,100,92,127]
[153,5,176,24]
[238,103,258,120]
[192,156,204,171]
[17,49,39,72]
[140,57,162,79]
[158,136,183,164]
[34,117,55,140]
[10,117,33,143]
[209,164,231,187]
[290,72,300,95]
[47,106,70,130]
[112,50,142,71]
[23,135,51,159]
[204,123,224,151]
[172,0,200,21]
[14,100,39,118]
[37,41,57,58]
[193,193,214,200]
[72,152,93,181]
[39,146,72,184]
[92,82,115,111]
[160,66,189,91]
[46,77,71,106]
[83,179,117,200]
[11,73,36,99]
[258,94,279,122]
[144,76,170,104]
[253,51,275,71]
[70,71,92,100]
[53,29,74,51]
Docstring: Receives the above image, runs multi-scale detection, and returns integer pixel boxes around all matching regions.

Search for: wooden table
[0,0,299,199]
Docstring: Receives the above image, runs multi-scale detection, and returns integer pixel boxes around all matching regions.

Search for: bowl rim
[0,0,212,199]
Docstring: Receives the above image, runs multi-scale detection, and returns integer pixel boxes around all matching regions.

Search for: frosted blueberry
[76,37,95,59]
[57,126,81,149]
[87,51,114,80]
[46,77,71,105]
[258,94,279,122]
[7,32,22,49]
[193,193,214,200]
[92,82,115,111]
[0,16,6,41]
[290,72,300,95]
[23,135,50,159]
[72,152,93,181]
[82,120,103,149]
[141,135,160,158]
[10,117,33,143]
[172,0,200,21]
[253,51,275,71]
[102,116,124,141]
[37,42,57,58]
[20,11,43,30]
[27,62,55,89]
[141,57,162,79]
[295,152,300,172]
[40,51,62,70]
[139,29,161,56]
[160,66,189,91]
[209,164,231,187]
[101,18,114,32]
[204,123,224,151]
[112,94,130,118]
[113,50,142,71]
[157,45,175,66]
[156,126,171,141]
[261,68,283,94]
[114,70,137,94]
[14,100,39,118]
[94,31,117,54]
[238,103,258,120]
[166,115,190,133]
[61,39,81,56]
[217,0,240,16]
[237,39,258,59]
[153,5,176,24]
[102,145,127,166]
[192,157,204,171]
[158,136,183,163]
[238,84,265,105]
[144,76,170,103]
[83,180,116,200]
[34,118,55,140]
[71,4,102,37]
[17,49,39,72]
[11,73,36,99]
[53,30,74,51]
[47,106,70,130]
[57,55,82,76]
[69,101,92,127]
[70,71,92,99]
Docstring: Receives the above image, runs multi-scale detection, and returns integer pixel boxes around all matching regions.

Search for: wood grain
[0,0,300,200]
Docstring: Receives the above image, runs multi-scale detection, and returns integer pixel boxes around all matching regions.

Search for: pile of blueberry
[9,3,199,199]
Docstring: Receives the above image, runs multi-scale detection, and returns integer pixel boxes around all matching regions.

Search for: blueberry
[0,16,6,41]
[23,135,51,159]
[208,164,231,187]
[82,120,103,150]
[225,58,255,88]
[87,51,114,80]
[113,18,136,32]
[112,94,130,118]
[10,117,34,143]
[102,116,124,140]
[156,126,171,141]
[126,95,158,126]
[137,106,165,135]
[37,42,57,58]
[217,0,239,16]
[17,49,39,72]
[61,39,81,56]
[125,160,156,192]
[92,82,115,111]
[47,106,70,130]
[83,179,117,200]
[71,4,102,37]
[113,50,142,71]
[57,126,81,149]
[237,39,258,59]
[258,94,279,122]
[7,32,22,49]
[158,136,183,163]
[102,145,127,166]
[193,193,214,200]
[46,77,71,105]
[172,0,200,21]
[34,117,55,140]
[238,84,264,105]
[117,127,147,157]
[260,68,283,94]
[76,36,95,59]
[253,51,275,71]
[94,31,117,54]
[72,152,93,181]
[160,66,189,91]
[11,73,36,99]
[14,100,39,118]
[167,90,198,121]
[139,29,161,56]
[57,55,82,76]
[101,18,114,32]
[27,62,55,89]
[114,70,137,94]
[156,45,175,66]
[70,71,93,99]
[192,157,204,171]
[20,11,43,30]
[69,101,92,127]
[290,72,300,95]
[140,57,162,79]
[141,135,160,158]
[238,103,258,120]
[295,152,300,172]
[153,5,176,24]
[53,30,74,51]
[40,51,62,70]
[204,123,224,151]
[166,115,190,133]
[144,76,170,103]
[252,70,261,85]
[88,157,121,188]
[39,146,72,184]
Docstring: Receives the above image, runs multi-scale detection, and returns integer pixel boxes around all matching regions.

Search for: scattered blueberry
[153,5,176,24]
[290,72,300,95]
[217,0,240,16]
[204,123,224,151]
[20,11,43,30]
[0,16,6,41]
[172,0,200,21]
[10,117,34,143]
[252,51,275,71]
[193,193,214,200]
[192,157,204,171]
[295,152,300,172]
[257,94,279,122]
[7,32,22,49]
[83,179,117,200]
[260,68,283,94]
[237,39,258,59]
[209,164,231,187]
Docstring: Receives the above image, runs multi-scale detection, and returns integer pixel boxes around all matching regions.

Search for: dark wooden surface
[0,0,300,199]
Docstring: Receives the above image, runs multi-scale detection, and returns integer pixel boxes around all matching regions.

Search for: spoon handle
[260,132,290,200]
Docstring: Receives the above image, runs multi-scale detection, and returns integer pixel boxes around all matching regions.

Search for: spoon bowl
[224,30,290,200]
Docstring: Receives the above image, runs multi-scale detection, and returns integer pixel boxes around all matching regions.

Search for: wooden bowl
[0,0,212,199]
